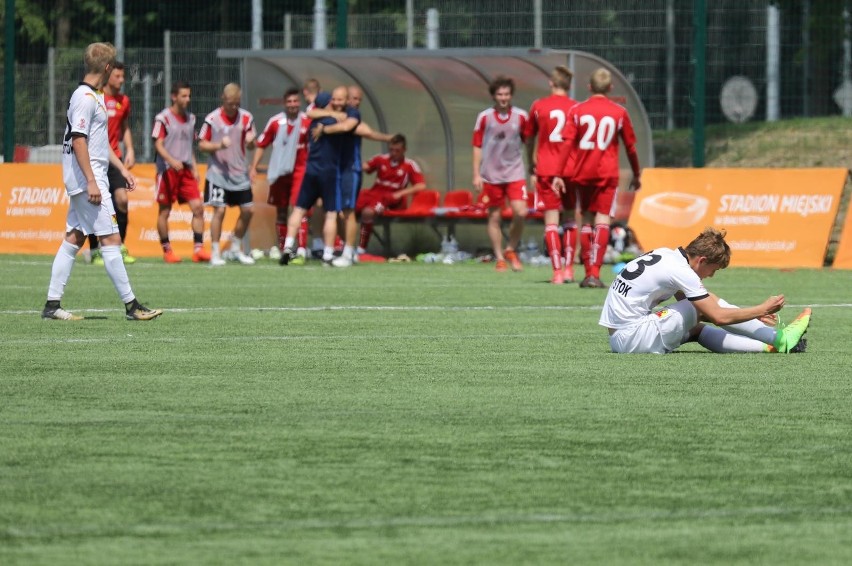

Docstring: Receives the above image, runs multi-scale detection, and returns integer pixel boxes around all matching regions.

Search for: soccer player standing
[472,76,530,272]
[554,67,642,288]
[250,88,310,258]
[525,65,578,284]
[43,42,161,321]
[152,81,210,264]
[198,83,258,266]
[87,60,137,266]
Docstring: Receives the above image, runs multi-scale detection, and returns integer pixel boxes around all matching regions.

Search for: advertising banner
[831,201,852,269]
[628,168,848,268]
[0,164,276,257]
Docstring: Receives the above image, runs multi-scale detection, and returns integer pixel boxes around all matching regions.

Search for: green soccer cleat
[121,244,137,264]
[773,307,811,353]
[90,248,104,266]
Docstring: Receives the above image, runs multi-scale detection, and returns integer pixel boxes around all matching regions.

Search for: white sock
[284,236,295,250]
[231,236,242,254]
[717,298,777,345]
[356,246,366,255]
[698,326,767,353]
[342,245,354,259]
[47,240,80,301]
[101,245,135,303]
[212,242,220,257]
[323,246,334,261]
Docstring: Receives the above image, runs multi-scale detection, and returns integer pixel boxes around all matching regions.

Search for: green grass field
[1,255,851,565]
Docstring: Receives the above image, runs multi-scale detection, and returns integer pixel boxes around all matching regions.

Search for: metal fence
[3,1,851,160]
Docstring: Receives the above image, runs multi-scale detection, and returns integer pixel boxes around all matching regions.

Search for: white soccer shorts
[66,191,118,237]
[608,300,698,354]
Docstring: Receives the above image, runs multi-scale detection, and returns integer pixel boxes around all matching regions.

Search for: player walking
[554,68,641,288]
[153,81,210,264]
[472,76,530,272]
[199,83,258,266]
[525,65,578,284]
[43,42,161,321]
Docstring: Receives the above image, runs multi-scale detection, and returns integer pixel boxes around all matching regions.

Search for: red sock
[276,222,288,251]
[297,217,309,249]
[562,221,577,268]
[580,224,593,275]
[359,220,374,250]
[334,234,344,252]
[544,224,561,272]
[590,223,610,278]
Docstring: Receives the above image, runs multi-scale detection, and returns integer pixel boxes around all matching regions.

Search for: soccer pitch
[1,255,851,565]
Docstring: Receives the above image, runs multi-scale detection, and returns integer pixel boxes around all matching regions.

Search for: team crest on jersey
[78,118,87,129]
[654,309,670,319]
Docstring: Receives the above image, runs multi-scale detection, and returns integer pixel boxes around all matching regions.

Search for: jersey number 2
[548,109,566,142]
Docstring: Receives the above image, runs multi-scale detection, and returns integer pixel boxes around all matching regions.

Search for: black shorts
[204,181,254,208]
[107,164,127,193]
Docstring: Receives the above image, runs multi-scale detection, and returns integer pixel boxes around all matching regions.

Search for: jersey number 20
[578,115,617,151]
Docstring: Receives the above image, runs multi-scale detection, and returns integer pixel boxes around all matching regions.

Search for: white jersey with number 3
[599,247,710,329]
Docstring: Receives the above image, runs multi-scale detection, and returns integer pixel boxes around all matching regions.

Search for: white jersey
[599,247,710,329]
[62,83,109,196]
[472,107,529,183]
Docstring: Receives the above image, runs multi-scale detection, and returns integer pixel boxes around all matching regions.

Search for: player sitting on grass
[600,226,809,354]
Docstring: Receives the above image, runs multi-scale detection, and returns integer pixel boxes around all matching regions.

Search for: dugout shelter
[219,48,653,201]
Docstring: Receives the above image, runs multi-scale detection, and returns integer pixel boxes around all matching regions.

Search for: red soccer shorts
[480,179,527,209]
[574,182,618,217]
[267,175,295,208]
[156,168,201,205]
[356,189,403,213]
[536,176,577,211]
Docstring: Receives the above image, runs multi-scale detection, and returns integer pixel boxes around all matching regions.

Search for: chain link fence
[3,1,851,161]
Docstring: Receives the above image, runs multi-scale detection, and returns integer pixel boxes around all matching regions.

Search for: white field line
[2,505,851,539]
[2,303,847,317]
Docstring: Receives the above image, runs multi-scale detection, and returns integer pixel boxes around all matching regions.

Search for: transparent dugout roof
[222,48,653,192]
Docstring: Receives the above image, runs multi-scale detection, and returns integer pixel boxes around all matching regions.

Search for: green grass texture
[2,255,851,565]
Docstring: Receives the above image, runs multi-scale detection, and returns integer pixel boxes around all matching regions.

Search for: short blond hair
[83,42,116,76]
[222,83,241,99]
[550,65,573,91]
[685,227,731,269]
[590,68,612,94]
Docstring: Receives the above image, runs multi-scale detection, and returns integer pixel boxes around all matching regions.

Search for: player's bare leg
[333,209,358,267]
[229,206,255,265]
[503,199,527,272]
[322,210,339,265]
[487,207,507,271]
[157,203,181,263]
[188,198,210,263]
[208,206,227,266]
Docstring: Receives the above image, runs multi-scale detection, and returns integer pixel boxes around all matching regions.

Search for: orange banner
[0,164,277,257]
[628,168,848,268]
[832,199,852,269]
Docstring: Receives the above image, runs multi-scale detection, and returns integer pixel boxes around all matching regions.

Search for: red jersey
[559,94,640,187]
[524,93,577,176]
[105,92,130,159]
[364,154,425,193]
